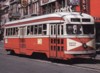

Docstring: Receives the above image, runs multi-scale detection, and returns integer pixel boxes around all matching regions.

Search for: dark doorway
[95,22,100,52]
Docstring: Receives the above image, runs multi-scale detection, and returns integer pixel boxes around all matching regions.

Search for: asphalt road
[0,41,100,73]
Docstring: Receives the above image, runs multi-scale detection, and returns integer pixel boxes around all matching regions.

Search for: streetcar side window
[15,27,19,35]
[9,28,11,36]
[5,29,8,36]
[57,25,64,35]
[7,28,10,36]
[27,26,30,35]
[50,24,64,35]
[43,24,47,30]
[13,28,15,35]
[26,24,47,36]
[61,25,64,35]
[34,25,38,35]
[27,26,33,35]
[38,24,47,35]
[10,28,13,36]
[51,25,53,35]
[54,25,56,35]
[58,25,60,35]
[5,28,8,36]
[31,25,34,35]
[42,24,47,35]
[5,27,19,36]
[8,28,10,36]
[50,25,56,35]
[38,24,42,35]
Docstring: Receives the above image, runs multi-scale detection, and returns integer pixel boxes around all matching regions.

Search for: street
[0,41,100,73]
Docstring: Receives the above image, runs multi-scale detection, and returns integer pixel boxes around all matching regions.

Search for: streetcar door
[19,26,26,54]
[49,24,64,59]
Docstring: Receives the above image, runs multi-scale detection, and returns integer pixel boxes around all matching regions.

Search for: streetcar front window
[67,24,82,34]
[82,25,94,34]
[66,24,94,35]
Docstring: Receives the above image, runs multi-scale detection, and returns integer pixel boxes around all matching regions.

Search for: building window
[21,0,28,15]
[69,0,80,5]
[23,7,28,15]
[42,2,55,14]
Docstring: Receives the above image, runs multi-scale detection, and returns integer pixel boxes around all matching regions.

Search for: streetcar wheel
[10,50,15,55]
[90,53,97,59]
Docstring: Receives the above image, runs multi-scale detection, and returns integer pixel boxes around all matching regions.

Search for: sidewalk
[0,40,4,49]
[74,54,100,70]
[0,40,4,43]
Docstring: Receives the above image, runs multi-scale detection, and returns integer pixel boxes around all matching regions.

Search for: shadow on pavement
[50,58,100,65]
[7,53,100,65]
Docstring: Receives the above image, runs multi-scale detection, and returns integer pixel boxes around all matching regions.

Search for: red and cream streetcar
[4,12,96,60]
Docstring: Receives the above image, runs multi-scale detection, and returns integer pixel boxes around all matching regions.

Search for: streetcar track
[40,60,100,72]
[29,58,100,72]
[35,57,100,72]
[72,64,100,72]
[33,59,100,72]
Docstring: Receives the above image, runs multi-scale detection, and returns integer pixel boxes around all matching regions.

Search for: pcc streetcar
[4,12,96,60]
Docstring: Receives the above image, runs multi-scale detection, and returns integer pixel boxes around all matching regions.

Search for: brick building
[0,0,78,25]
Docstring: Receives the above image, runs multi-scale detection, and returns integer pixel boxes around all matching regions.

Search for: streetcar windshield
[82,25,94,34]
[67,24,82,34]
[66,24,94,35]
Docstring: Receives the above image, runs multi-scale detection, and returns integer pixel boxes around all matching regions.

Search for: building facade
[0,0,10,40]
[1,0,100,24]
[0,0,80,25]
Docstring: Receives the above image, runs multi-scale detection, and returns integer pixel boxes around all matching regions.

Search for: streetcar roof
[5,12,94,26]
